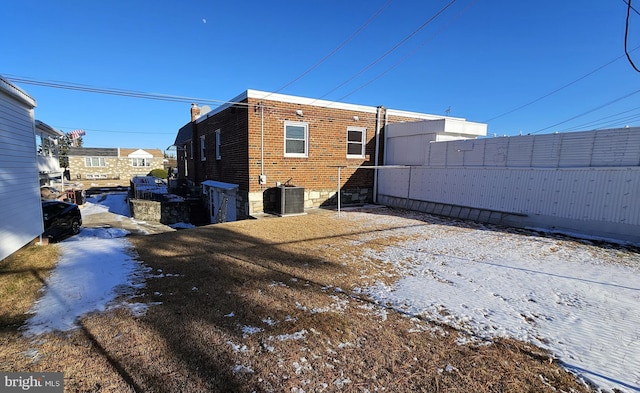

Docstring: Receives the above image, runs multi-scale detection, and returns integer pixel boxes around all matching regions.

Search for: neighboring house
[35,120,65,186]
[67,147,165,181]
[0,75,43,261]
[173,89,486,219]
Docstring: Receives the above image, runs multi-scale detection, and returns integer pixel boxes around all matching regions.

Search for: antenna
[445,106,451,116]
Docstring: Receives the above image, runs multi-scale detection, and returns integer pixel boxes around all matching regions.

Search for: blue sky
[3,1,639,152]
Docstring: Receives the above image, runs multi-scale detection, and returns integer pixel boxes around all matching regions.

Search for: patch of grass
[0,243,59,328]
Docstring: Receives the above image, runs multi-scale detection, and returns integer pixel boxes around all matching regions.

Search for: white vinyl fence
[379,128,640,244]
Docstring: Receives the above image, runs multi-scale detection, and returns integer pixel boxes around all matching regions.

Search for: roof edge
[195,88,477,124]
[0,75,36,108]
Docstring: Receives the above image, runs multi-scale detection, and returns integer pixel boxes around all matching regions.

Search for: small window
[200,135,206,161]
[131,158,151,167]
[347,127,366,158]
[84,157,106,167]
[285,121,308,157]
[215,129,221,160]
[86,174,107,179]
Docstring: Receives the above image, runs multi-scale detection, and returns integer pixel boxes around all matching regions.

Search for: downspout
[373,106,384,204]
[191,121,198,185]
[260,102,264,185]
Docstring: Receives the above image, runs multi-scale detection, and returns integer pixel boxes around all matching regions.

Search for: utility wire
[483,45,640,123]
[6,74,387,123]
[311,0,458,103]
[5,75,233,106]
[530,88,640,134]
[560,106,640,132]
[53,126,176,135]
[623,0,640,17]
[625,0,640,72]
[334,0,476,104]
[264,0,394,99]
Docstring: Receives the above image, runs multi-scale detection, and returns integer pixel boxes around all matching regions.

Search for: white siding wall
[0,78,42,261]
[379,128,640,244]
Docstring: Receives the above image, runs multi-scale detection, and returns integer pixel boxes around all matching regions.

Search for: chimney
[191,103,201,122]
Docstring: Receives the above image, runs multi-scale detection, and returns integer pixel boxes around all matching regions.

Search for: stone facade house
[174,89,486,220]
[67,147,165,181]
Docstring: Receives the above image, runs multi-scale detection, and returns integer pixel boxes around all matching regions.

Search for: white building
[0,75,43,261]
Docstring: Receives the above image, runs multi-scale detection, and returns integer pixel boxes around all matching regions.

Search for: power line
[52,126,176,135]
[530,88,640,134]
[5,74,384,124]
[265,0,394,98]
[311,0,459,103]
[483,45,640,123]
[4,75,234,106]
[623,0,640,17]
[334,0,476,103]
[559,106,640,132]
[625,0,640,72]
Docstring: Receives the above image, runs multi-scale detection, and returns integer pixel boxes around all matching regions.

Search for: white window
[215,129,221,160]
[85,157,106,167]
[284,121,308,157]
[347,127,366,158]
[131,158,151,167]
[200,135,206,161]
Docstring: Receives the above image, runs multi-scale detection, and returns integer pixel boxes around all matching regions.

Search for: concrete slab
[81,210,176,236]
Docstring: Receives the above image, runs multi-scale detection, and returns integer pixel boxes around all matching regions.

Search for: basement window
[347,127,366,158]
[284,121,308,158]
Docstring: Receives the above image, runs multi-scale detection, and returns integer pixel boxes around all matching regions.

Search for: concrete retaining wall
[129,199,191,225]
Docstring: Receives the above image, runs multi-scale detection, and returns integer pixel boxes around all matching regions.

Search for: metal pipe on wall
[373,106,383,204]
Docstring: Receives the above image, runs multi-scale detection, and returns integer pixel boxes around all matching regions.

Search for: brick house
[67,147,165,181]
[173,89,485,219]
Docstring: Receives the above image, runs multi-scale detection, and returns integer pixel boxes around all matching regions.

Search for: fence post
[337,166,341,216]
[406,166,412,208]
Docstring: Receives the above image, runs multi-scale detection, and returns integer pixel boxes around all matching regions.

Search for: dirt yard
[0,207,608,392]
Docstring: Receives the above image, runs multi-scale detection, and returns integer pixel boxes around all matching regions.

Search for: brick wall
[245,98,379,195]
[193,104,250,190]
[187,97,438,217]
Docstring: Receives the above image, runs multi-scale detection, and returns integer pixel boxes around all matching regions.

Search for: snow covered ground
[23,194,640,393]
[24,193,147,336]
[347,211,640,393]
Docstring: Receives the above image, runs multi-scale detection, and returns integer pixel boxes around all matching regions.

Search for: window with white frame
[200,135,206,161]
[86,174,107,179]
[284,121,308,157]
[215,129,221,160]
[85,157,106,167]
[347,127,366,158]
[131,158,152,167]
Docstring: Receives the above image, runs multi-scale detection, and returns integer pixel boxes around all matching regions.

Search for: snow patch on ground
[23,195,640,392]
[351,211,640,393]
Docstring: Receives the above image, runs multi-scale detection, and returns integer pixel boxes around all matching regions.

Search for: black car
[42,200,82,241]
